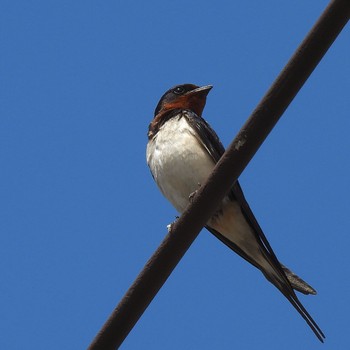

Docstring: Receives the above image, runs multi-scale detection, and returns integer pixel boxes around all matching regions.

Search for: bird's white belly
[146,116,215,213]
[146,115,266,266]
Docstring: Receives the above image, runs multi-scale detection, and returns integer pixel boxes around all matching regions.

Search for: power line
[88,1,350,348]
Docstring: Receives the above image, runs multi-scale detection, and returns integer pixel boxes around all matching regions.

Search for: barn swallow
[146,84,324,342]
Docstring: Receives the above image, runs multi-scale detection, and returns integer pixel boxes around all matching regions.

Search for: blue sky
[1,1,349,349]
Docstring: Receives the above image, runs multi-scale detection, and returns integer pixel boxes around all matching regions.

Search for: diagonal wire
[88,1,350,349]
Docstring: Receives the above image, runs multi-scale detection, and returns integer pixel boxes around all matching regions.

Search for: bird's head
[154,84,213,118]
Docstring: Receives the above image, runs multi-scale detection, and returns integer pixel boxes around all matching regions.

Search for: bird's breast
[146,114,215,213]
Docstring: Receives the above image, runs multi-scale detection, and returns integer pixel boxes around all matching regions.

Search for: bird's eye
[173,86,185,95]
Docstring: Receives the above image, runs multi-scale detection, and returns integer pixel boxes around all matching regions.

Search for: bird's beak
[185,85,213,96]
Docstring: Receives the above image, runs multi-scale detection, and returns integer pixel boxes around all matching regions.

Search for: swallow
[146,83,324,342]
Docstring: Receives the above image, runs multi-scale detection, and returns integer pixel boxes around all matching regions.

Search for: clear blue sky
[1,1,349,349]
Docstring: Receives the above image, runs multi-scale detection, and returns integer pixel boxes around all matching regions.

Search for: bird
[146,83,325,342]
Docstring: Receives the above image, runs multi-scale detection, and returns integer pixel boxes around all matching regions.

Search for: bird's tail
[280,264,317,295]
[258,250,325,342]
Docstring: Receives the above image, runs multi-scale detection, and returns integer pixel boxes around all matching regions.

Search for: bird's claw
[189,183,201,203]
[167,216,179,232]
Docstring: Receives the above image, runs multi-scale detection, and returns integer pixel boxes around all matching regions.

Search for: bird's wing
[185,112,324,341]
[186,112,285,268]
[185,111,225,163]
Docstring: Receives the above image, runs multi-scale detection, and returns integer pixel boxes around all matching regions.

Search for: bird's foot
[167,216,179,232]
[189,183,201,203]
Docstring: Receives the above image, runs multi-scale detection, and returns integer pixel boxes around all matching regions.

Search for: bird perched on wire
[146,83,324,342]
